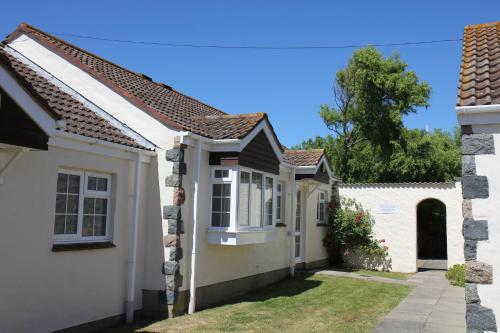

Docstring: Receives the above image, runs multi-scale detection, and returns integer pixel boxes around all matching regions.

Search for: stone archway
[417,198,447,261]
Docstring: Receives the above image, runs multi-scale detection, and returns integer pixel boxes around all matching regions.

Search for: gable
[0,88,48,150]
[209,130,280,174]
[295,161,330,184]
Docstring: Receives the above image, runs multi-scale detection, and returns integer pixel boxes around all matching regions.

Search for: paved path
[373,270,465,333]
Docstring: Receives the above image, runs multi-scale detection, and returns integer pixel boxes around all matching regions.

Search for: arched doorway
[417,199,447,261]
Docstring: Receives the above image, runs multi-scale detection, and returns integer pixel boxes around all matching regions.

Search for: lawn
[339,268,412,280]
[106,273,412,333]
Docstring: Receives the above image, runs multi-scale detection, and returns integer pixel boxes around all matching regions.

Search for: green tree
[317,46,431,181]
[294,46,461,183]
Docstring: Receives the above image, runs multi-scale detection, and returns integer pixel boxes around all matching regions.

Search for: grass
[342,268,412,280]
[106,273,413,333]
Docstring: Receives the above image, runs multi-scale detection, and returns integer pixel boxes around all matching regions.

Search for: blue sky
[1,1,499,147]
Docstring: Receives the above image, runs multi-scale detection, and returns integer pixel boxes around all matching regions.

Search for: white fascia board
[0,65,56,136]
[8,34,179,148]
[456,104,500,114]
[50,131,154,163]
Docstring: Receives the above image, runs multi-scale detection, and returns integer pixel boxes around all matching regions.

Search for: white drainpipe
[188,138,202,314]
[289,167,297,278]
[126,151,142,323]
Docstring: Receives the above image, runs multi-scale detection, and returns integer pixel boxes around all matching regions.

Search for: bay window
[210,167,277,231]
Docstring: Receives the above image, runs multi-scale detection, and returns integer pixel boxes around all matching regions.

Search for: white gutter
[188,137,202,314]
[0,148,28,185]
[126,151,143,323]
[289,167,297,278]
[456,104,500,114]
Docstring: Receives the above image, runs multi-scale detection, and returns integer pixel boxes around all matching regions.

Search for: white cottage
[0,23,336,332]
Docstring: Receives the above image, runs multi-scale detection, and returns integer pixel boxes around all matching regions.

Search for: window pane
[82,215,94,236]
[84,198,95,214]
[87,176,97,191]
[214,170,229,179]
[212,212,221,227]
[264,177,273,226]
[67,195,79,214]
[295,235,301,258]
[276,195,282,220]
[57,174,68,193]
[221,212,230,228]
[65,215,78,234]
[97,178,108,192]
[213,184,222,197]
[68,175,80,194]
[211,183,231,227]
[95,198,108,215]
[238,172,250,226]
[54,215,65,234]
[56,194,67,214]
[94,216,106,236]
[222,198,231,212]
[251,172,262,227]
[296,191,301,232]
[212,198,221,212]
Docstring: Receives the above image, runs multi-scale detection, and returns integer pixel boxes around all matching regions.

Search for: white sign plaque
[377,204,397,214]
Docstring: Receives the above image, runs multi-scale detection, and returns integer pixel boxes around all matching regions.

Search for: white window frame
[209,166,277,231]
[276,181,285,223]
[317,190,327,224]
[53,169,112,244]
[209,166,236,230]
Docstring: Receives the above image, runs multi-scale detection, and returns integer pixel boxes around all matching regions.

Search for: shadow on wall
[343,251,393,272]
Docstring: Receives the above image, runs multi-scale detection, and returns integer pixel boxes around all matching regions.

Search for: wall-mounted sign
[377,204,397,214]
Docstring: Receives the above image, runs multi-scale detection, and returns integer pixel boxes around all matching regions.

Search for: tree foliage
[294,47,461,183]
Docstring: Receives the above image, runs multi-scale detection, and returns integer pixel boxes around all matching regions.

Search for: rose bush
[323,197,388,265]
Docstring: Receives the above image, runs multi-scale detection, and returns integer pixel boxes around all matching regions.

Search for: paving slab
[374,270,465,333]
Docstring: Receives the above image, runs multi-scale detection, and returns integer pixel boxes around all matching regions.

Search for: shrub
[445,264,465,287]
[323,197,388,265]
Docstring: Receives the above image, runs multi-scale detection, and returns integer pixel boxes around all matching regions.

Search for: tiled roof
[284,149,325,166]
[0,45,150,150]
[5,23,267,140]
[458,22,500,106]
[194,113,266,140]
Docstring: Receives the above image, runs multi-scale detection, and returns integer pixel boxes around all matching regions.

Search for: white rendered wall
[339,182,463,273]
[302,182,330,265]
[0,145,152,332]
[471,133,500,325]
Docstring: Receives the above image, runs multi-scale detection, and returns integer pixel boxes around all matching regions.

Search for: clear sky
[1,1,499,147]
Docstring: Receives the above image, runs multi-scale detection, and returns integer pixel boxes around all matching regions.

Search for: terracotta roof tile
[284,149,325,166]
[0,45,150,150]
[458,22,500,106]
[194,113,266,139]
[5,23,265,140]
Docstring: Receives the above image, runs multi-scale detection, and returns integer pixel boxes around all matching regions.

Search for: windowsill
[207,228,277,245]
[276,222,287,227]
[316,223,328,227]
[52,241,116,252]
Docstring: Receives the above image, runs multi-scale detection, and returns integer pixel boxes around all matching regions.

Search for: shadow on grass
[103,272,322,333]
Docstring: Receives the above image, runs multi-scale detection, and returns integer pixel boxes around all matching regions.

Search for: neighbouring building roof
[284,149,325,166]
[4,23,273,142]
[458,21,500,107]
[0,44,150,150]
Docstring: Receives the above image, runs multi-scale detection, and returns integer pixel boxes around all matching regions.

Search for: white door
[295,190,304,262]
